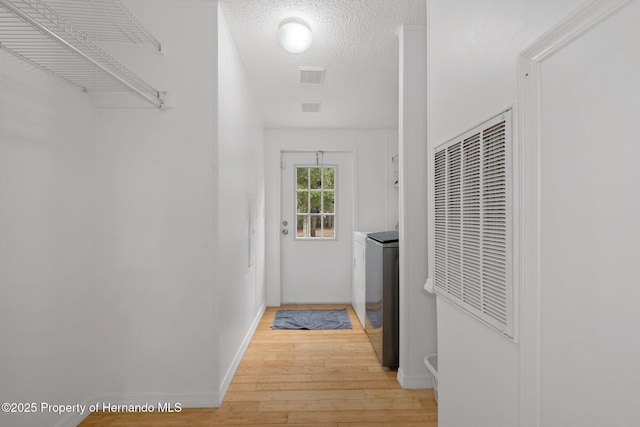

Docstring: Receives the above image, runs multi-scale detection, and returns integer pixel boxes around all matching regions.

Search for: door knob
[282,229,289,235]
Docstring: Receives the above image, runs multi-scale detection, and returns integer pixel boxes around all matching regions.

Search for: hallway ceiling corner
[219,0,426,129]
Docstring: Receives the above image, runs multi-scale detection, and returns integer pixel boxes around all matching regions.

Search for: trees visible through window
[296,166,335,239]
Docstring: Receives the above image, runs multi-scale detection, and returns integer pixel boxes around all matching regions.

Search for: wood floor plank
[338,423,438,427]
[232,374,315,384]
[216,401,260,413]
[226,382,258,392]
[225,389,367,402]
[79,304,438,426]
[259,398,426,412]
[208,410,288,424]
[206,424,337,427]
[289,408,438,424]
[236,366,376,375]
[255,380,400,391]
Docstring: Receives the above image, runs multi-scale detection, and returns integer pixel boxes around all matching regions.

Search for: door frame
[273,148,358,306]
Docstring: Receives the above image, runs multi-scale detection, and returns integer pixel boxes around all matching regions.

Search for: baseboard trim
[54,395,96,427]
[218,303,266,401]
[397,367,433,389]
[55,392,219,427]
[93,391,220,408]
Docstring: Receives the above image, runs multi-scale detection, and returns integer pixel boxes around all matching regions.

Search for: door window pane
[297,192,308,213]
[296,215,308,237]
[323,191,335,214]
[309,167,322,189]
[297,168,308,189]
[323,168,335,189]
[309,215,322,237]
[322,216,335,238]
[310,191,322,213]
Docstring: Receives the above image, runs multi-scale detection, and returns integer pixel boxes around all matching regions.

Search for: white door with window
[280,151,354,303]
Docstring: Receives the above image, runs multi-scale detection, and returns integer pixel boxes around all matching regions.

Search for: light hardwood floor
[79,305,438,426]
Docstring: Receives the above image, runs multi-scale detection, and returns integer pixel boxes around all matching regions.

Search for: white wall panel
[217,3,266,398]
[398,25,437,388]
[95,0,219,405]
[0,46,97,427]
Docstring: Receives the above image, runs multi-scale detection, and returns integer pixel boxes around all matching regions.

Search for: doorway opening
[279,150,354,304]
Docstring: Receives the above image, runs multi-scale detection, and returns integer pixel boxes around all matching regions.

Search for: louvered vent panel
[447,142,463,300]
[482,122,508,325]
[434,150,447,294]
[299,67,325,85]
[301,102,321,113]
[462,134,482,308]
[433,110,513,338]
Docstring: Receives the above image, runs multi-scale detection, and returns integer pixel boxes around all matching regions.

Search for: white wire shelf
[41,0,161,50]
[0,0,165,109]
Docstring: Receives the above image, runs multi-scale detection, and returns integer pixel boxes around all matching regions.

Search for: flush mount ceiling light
[277,19,313,54]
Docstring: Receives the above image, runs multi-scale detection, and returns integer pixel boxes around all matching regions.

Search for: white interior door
[280,151,354,303]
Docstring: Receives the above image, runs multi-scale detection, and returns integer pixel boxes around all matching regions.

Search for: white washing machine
[351,231,369,328]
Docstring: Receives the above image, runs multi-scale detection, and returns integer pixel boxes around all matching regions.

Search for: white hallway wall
[426,0,585,426]
[264,129,398,307]
[1,1,265,425]
[217,3,266,398]
[0,46,98,427]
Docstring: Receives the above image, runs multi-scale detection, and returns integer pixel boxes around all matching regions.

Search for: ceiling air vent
[299,67,325,85]
[301,102,322,113]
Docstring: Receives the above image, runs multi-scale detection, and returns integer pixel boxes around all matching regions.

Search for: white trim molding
[59,391,220,427]
[517,1,633,426]
[219,303,267,401]
[397,367,433,390]
[92,391,220,408]
[54,395,97,427]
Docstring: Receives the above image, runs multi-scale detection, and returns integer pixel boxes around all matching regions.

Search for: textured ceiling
[219,0,426,129]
